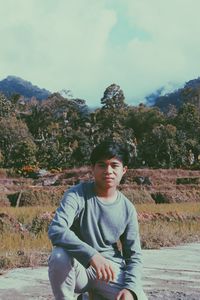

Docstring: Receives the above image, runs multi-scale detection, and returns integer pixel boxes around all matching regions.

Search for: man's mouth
[104,177,114,180]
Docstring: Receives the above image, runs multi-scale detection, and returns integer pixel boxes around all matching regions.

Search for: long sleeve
[120,206,143,297]
[48,187,97,267]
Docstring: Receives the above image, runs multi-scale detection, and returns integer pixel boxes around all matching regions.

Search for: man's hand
[115,289,136,300]
[89,253,115,282]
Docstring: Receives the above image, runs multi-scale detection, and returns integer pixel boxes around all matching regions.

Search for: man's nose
[104,165,112,173]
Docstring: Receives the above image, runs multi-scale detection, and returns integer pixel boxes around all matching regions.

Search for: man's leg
[48,247,89,300]
[89,260,148,300]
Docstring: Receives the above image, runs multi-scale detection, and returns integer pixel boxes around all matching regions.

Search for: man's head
[90,141,129,190]
[90,140,129,167]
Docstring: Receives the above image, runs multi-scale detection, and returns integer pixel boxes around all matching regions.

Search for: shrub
[140,220,200,249]
[0,194,10,207]
[151,192,170,204]
[176,177,200,184]
[19,165,39,178]
[7,188,65,207]
[31,212,54,234]
[0,168,7,178]
[121,186,154,204]
[0,256,13,269]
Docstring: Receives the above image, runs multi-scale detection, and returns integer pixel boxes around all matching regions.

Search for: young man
[48,141,148,300]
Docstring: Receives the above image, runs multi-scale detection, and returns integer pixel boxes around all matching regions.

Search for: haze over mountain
[0,76,51,100]
[1,75,200,113]
[145,77,200,112]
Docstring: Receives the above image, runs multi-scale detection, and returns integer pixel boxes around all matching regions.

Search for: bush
[0,168,7,178]
[151,192,170,204]
[0,256,13,269]
[0,194,10,206]
[176,177,200,184]
[31,212,54,234]
[121,186,154,204]
[7,188,65,207]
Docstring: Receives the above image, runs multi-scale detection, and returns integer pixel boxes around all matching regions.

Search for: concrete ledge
[0,243,200,300]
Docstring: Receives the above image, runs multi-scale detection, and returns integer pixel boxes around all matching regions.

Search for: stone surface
[0,243,200,300]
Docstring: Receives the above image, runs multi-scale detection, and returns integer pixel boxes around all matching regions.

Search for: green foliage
[0,84,200,169]
[0,150,4,167]
[138,124,180,168]
[101,83,126,109]
[31,212,53,234]
[126,104,165,141]
[0,93,14,118]
[0,116,37,168]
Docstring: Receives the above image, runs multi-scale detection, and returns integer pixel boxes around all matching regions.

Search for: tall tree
[0,93,14,118]
[0,117,37,168]
[101,84,126,109]
[127,104,165,142]
[138,124,179,168]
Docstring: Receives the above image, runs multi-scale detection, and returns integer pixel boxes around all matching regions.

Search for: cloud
[0,0,116,104]
[117,0,200,99]
[0,0,200,106]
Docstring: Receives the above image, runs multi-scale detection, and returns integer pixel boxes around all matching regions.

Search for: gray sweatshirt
[48,181,143,296]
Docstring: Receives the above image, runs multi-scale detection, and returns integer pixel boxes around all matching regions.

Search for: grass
[140,220,200,249]
[0,203,200,270]
[0,205,55,223]
[136,203,200,248]
[136,202,200,215]
[0,206,54,270]
[0,232,51,269]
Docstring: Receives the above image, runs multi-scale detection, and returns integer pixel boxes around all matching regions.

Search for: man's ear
[123,166,127,175]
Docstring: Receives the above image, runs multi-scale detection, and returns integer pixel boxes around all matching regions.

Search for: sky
[1,0,200,107]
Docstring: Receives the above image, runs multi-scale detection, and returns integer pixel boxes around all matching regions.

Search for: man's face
[92,157,127,189]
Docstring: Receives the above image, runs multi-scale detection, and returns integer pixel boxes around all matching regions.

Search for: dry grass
[1,167,200,270]
[136,202,200,215]
[136,203,200,249]
[1,232,51,252]
[0,232,51,269]
[0,206,54,270]
[0,205,55,223]
[140,220,200,249]
[1,202,200,270]
[0,227,52,268]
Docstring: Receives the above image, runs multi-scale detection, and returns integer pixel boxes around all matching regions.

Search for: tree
[138,124,179,168]
[0,116,37,168]
[10,138,37,168]
[89,85,136,160]
[173,103,200,136]
[0,150,4,167]
[126,104,165,142]
[172,103,200,165]
[101,84,126,109]
[0,93,14,118]
[97,84,128,132]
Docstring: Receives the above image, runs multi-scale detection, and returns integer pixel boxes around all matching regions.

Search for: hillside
[146,77,200,113]
[1,168,200,207]
[0,76,51,100]
[1,74,200,111]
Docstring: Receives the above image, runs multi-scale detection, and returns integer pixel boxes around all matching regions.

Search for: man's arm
[48,189,97,267]
[90,253,115,282]
[120,205,143,299]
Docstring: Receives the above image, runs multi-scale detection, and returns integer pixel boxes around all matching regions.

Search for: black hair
[90,140,129,166]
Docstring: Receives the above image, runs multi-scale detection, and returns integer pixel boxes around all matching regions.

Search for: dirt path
[143,242,200,299]
[0,243,200,300]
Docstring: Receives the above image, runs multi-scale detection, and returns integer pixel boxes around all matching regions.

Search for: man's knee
[48,247,73,272]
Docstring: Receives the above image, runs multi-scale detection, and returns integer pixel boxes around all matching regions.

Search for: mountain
[145,77,200,113]
[0,76,51,100]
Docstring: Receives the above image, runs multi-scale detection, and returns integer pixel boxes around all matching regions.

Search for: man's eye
[98,163,106,167]
[112,164,120,168]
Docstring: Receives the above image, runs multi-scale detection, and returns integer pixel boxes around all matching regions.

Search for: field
[0,167,200,270]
